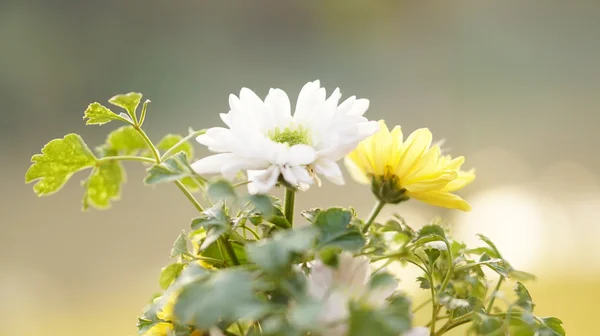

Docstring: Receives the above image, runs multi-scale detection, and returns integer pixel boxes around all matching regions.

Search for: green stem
[362,200,385,234]
[174,180,204,212]
[486,276,504,313]
[96,155,156,164]
[429,270,438,335]
[135,126,161,162]
[434,312,473,336]
[221,235,240,266]
[160,129,206,161]
[438,240,454,294]
[283,188,296,226]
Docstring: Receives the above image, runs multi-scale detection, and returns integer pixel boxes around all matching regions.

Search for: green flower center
[269,126,312,147]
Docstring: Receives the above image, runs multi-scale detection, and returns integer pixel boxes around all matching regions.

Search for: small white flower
[192,80,378,194]
[306,252,398,336]
[403,326,429,336]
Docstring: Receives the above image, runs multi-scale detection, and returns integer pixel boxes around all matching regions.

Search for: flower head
[306,252,397,336]
[192,80,378,194]
[344,121,475,211]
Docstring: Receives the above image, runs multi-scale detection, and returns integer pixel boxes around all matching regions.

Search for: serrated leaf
[83,102,130,125]
[289,298,323,331]
[103,126,147,155]
[191,202,230,251]
[247,194,276,218]
[477,234,503,259]
[144,152,198,185]
[247,227,319,273]
[348,296,411,336]
[369,272,398,290]
[159,263,186,290]
[416,276,431,289]
[170,232,189,258]
[174,269,270,329]
[314,207,365,251]
[417,224,446,239]
[82,160,125,210]
[438,292,470,310]
[207,179,237,202]
[25,134,97,196]
[301,208,322,223]
[108,92,143,121]
[514,282,535,312]
[540,317,566,336]
[156,134,194,159]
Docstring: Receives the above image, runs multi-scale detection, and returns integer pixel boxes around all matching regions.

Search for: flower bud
[370,174,409,204]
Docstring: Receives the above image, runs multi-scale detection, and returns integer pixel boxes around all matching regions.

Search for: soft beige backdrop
[1,1,598,335]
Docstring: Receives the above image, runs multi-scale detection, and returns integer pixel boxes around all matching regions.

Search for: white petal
[264,88,292,128]
[221,158,268,180]
[404,327,430,336]
[314,159,345,185]
[294,80,325,122]
[247,166,280,194]
[290,165,313,185]
[337,95,356,115]
[209,328,226,336]
[348,98,370,116]
[191,153,239,175]
[287,144,316,166]
[281,165,299,187]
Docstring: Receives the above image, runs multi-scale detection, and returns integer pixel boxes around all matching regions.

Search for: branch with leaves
[25,86,565,336]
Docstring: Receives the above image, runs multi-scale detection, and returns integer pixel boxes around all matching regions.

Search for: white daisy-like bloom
[306,252,398,336]
[192,80,379,194]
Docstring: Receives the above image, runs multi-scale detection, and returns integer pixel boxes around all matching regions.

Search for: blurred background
[1,0,599,335]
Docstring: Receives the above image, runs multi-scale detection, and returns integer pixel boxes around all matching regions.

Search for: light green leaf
[144,152,199,185]
[289,299,323,331]
[25,134,97,196]
[108,92,143,121]
[191,202,230,251]
[313,207,365,251]
[207,179,237,202]
[159,263,186,290]
[540,317,566,336]
[348,296,411,336]
[417,224,446,239]
[103,126,147,155]
[247,227,319,274]
[82,160,125,210]
[170,232,190,258]
[247,194,276,218]
[173,269,270,329]
[83,102,130,125]
[156,134,194,159]
[514,282,535,312]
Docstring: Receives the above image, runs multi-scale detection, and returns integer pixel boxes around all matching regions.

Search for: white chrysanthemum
[306,252,398,336]
[192,80,379,194]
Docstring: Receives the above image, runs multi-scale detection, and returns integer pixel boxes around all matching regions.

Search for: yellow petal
[344,156,371,184]
[394,128,432,178]
[444,169,476,192]
[440,155,465,170]
[407,191,471,211]
[388,125,404,168]
[142,322,173,336]
[403,145,441,183]
[403,171,456,193]
[371,121,392,175]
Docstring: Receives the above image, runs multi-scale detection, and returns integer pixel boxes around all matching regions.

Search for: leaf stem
[135,126,161,163]
[159,129,206,161]
[486,276,504,313]
[174,180,204,212]
[283,188,296,226]
[429,270,438,335]
[221,235,240,266]
[362,200,385,234]
[96,155,156,164]
[438,240,454,294]
[434,312,473,336]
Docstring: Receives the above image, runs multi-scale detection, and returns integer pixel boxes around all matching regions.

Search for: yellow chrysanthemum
[344,120,475,211]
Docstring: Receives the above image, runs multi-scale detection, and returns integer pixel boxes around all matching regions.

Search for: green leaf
[82,160,125,210]
[301,208,322,223]
[108,92,143,121]
[174,269,270,329]
[25,134,97,196]
[348,296,411,336]
[83,102,130,125]
[514,282,535,312]
[207,179,237,202]
[314,207,365,252]
[159,263,185,290]
[477,234,503,259]
[438,292,470,310]
[369,272,398,290]
[416,276,431,289]
[417,224,446,239]
[103,126,147,155]
[289,298,323,331]
[144,152,199,185]
[191,202,230,251]
[472,312,503,334]
[247,227,319,274]
[170,232,189,258]
[156,134,194,159]
[247,194,276,218]
[540,317,566,336]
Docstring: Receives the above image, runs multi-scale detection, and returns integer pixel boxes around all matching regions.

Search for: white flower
[192,80,378,194]
[403,327,429,336]
[306,252,398,336]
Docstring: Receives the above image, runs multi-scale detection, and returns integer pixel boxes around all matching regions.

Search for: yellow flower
[344,120,475,211]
